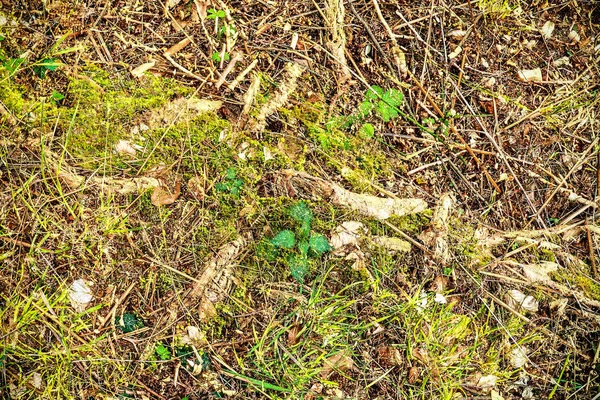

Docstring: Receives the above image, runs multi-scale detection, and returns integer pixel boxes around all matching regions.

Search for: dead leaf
[330,221,365,250]
[320,352,354,378]
[549,298,568,316]
[491,390,505,400]
[165,0,181,8]
[506,289,539,312]
[377,346,402,367]
[194,0,208,20]
[521,261,558,283]
[131,61,156,78]
[517,68,543,83]
[30,372,43,390]
[181,325,207,347]
[114,140,138,157]
[263,146,274,161]
[510,346,529,368]
[434,293,447,304]
[69,279,94,312]
[151,180,181,206]
[447,29,467,40]
[287,323,302,345]
[568,30,580,43]
[187,176,205,200]
[477,374,498,392]
[540,21,555,39]
[407,366,420,383]
[430,276,448,293]
[449,45,462,59]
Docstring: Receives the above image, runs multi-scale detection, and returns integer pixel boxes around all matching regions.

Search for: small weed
[211,51,231,63]
[207,8,226,19]
[33,57,61,78]
[269,201,331,283]
[359,85,404,122]
[49,90,65,104]
[338,85,404,137]
[215,167,243,198]
[115,313,145,333]
[155,343,171,361]
[0,32,81,78]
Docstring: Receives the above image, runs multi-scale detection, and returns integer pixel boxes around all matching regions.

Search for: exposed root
[44,150,161,194]
[184,236,247,321]
[324,0,352,84]
[272,169,427,220]
[248,63,304,134]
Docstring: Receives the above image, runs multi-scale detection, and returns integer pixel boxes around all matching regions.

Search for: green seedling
[0,32,82,78]
[211,51,231,63]
[50,90,65,104]
[207,8,226,19]
[219,23,237,37]
[155,343,171,361]
[33,57,61,78]
[270,202,331,283]
[115,313,145,333]
[215,167,243,198]
[359,85,404,122]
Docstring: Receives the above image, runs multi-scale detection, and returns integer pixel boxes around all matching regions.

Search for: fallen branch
[272,169,427,220]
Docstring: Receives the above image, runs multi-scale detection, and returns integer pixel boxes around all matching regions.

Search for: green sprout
[269,202,331,283]
[215,168,243,198]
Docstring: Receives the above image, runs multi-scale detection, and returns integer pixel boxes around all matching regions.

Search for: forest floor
[1,0,600,398]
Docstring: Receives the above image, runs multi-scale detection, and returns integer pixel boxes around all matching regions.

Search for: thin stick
[526,137,599,227]
[228,59,258,91]
[164,53,207,83]
[215,52,243,89]
[371,0,407,76]
[586,217,598,280]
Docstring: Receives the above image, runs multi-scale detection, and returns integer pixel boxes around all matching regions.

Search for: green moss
[552,268,600,301]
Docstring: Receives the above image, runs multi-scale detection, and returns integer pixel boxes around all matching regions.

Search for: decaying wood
[184,236,246,320]
[272,169,427,220]
[324,0,352,84]
[248,62,304,134]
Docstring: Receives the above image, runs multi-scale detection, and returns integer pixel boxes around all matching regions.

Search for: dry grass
[1,0,600,398]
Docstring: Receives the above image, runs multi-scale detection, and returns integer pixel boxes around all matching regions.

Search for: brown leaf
[407,366,420,384]
[151,180,181,206]
[187,176,205,200]
[430,276,448,293]
[287,323,302,345]
[320,352,354,378]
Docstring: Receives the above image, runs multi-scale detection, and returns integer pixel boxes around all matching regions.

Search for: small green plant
[215,167,243,198]
[270,202,331,283]
[33,57,61,78]
[359,85,404,122]
[2,57,25,75]
[207,8,226,20]
[0,32,81,78]
[211,51,231,63]
[49,90,65,104]
[155,343,171,361]
[115,313,145,333]
[219,23,237,37]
